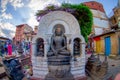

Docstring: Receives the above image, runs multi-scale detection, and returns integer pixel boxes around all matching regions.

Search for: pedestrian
[7,43,12,55]
[26,43,29,54]
[0,45,3,57]
[1,45,5,56]
[4,42,8,55]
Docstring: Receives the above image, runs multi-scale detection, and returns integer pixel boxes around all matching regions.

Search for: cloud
[27,0,60,28]
[1,13,13,19]
[0,22,15,39]
[1,0,9,13]
[1,0,24,12]
[28,0,60,12]
[27,13,39,28]
[0,0,24,20]
[0,0,61,38]
[9,0,24,10]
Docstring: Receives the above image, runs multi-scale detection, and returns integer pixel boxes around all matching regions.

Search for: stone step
[71,69,85,75]
[71,64,85,68]
[71,66,84,71]
[33,67,48,71]
[33,70,48,78]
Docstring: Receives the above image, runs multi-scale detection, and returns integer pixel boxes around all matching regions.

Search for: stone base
[30,76,87,80]
[30,77,43,80]
[75,76,87,80]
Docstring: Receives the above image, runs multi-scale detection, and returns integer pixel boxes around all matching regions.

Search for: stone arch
[32,36,46,56]
[71,35,85,43]
[47,20,70,34]
[71,35,85,57]
[37,11,81,36]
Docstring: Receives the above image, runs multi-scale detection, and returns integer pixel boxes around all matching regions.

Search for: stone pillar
[44,41,48,59]
[31,42,36,65]
[81,42,86,58]
[32,42,36,57]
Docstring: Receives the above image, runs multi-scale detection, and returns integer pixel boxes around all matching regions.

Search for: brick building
[109,0,120,29]
[83,1,110,35]
[14,24,33,44]
[83,1,110,54]
[91,0,120,57]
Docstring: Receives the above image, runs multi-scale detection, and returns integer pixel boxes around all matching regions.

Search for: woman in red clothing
[7,43,12,55]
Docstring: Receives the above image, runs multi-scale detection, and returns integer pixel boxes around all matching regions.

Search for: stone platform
[31,76,87,80]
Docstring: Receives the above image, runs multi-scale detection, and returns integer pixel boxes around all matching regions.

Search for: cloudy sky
[0,0,118,39]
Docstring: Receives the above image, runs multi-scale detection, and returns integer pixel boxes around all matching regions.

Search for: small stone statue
[74,40,80,56]
[37,45,44,56]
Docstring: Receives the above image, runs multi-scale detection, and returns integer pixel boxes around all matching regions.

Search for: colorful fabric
[8,44,12,55]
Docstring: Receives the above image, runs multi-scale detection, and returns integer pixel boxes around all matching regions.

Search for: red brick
[83,1,105,13]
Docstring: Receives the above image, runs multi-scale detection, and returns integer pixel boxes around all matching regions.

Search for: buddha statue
[45,24,74,80]
[47,24,71,58]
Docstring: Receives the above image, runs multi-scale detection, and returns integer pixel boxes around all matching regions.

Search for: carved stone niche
[73,38,81,56]
[35,38,44,57]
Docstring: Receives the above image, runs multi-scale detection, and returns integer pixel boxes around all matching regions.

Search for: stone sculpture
[45,24,74,80]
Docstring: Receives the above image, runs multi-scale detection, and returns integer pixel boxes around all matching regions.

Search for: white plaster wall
[91,9,110,35]
[93,17,109,28]
[91,9,108,19]
[94,27,104,35]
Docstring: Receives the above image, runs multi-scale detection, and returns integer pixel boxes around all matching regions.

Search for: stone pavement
[86,54,120,80]
[0,54,120,80]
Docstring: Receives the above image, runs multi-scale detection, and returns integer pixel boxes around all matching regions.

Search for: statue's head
[54,24,64,36]
[55,27,62,36]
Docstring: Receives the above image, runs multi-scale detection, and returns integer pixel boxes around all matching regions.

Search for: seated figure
[45,24,74,80]
[47,24,70,57]
[37,45,44,56]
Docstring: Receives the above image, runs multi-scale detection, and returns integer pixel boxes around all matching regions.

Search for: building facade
[14,24,33,44]
[93,0,120,57]
[84,1,110,35]
[83,1,110,54]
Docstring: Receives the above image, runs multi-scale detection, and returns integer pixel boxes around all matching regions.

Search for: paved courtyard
[0,54,120,80]
[87,54,120,80]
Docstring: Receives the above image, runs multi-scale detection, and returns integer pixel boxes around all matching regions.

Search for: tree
[36,3,93,42]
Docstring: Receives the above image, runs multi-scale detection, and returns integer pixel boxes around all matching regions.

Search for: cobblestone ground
[0,54,120,80]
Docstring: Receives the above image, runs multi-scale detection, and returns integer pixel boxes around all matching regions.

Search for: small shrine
[31,11,86,80]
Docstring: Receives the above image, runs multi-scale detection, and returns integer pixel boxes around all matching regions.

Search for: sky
[0,0,118,39]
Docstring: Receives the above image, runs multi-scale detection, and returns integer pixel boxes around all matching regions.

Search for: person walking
[0,45,3,56]
[1,45,5,56]
[7,43,12,55]
[4,42,8,55]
